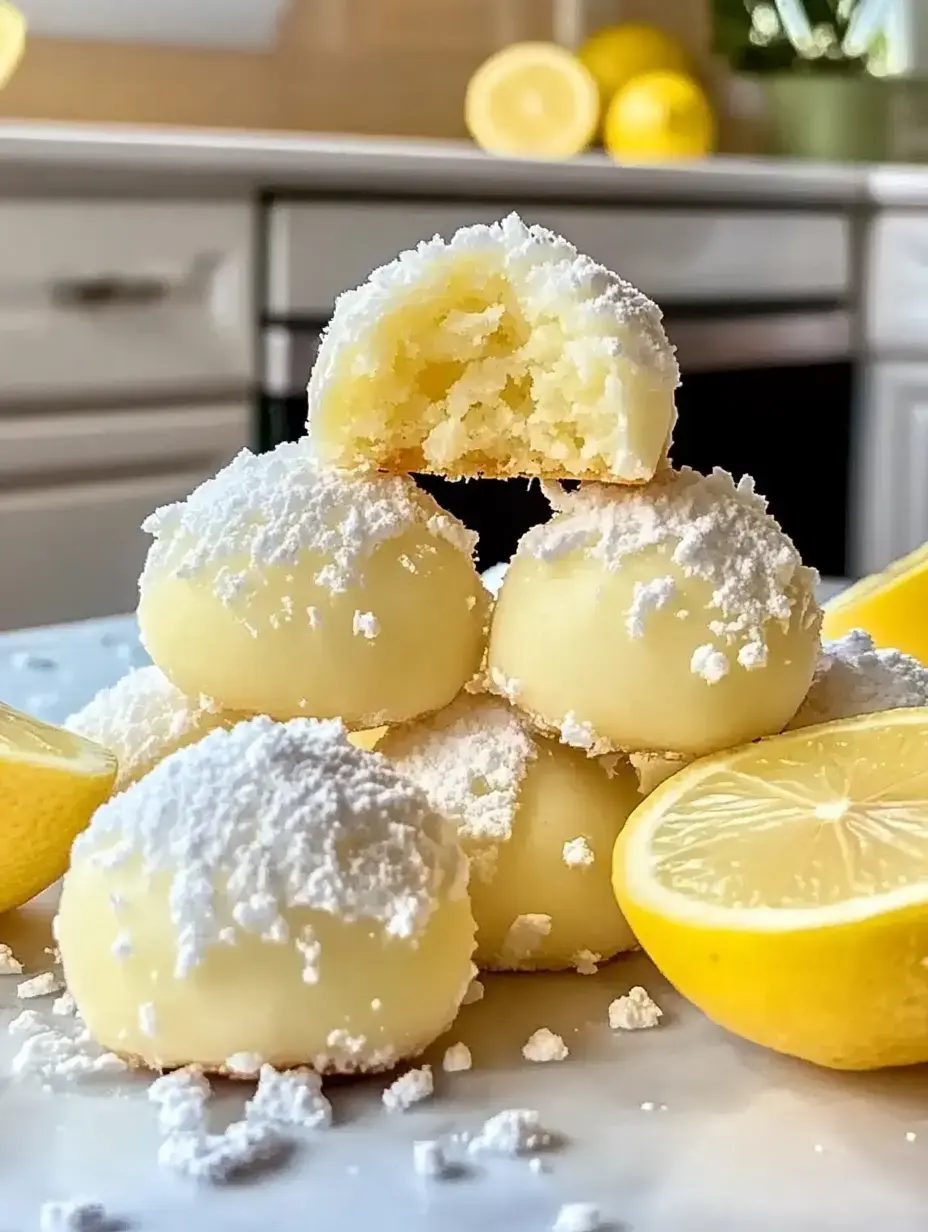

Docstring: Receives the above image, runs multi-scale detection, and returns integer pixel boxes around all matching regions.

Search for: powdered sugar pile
[790,629,928,729]
[559,713,597,751]
[522,1028,569,1063]
[38,1199,109,1232]
[382,1065,433,1112]
[553,1203,603,1232]
[523,470,820,669]
[562,837,594,868]
[0,943,23,974]
[572,950,601,976]
[65,665,230,792]
[9,1010,128,1082]
[382,693,536,847]
[626,577,676,638]
[468,1109,557,1157]
[69,716,468,980]
[442,1042,473,1073]
[140,441,476,601]
[17,972,63,999]
[609,986,663,1031]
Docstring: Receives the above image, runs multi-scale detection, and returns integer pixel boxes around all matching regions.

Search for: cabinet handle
[51,276,172,309]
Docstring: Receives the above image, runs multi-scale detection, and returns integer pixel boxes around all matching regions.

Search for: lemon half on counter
[613,709,928,1070]
[0,2,25,90]
[0,702,116,914]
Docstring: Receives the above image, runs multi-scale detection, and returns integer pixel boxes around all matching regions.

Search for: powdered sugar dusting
[442,1042,473,1072]
[790,630,928,729]
[609,986,663,1030]
[626,577,676,638]
[562,837,594,868]
[468,1109,556,1157]
[140,441,477,601]
[523,469,820,651]
[382,1065,434,1112]
[38,1199,108,1232]
[500,914,552,966]
[0,944,23,975]
[381,693,536,846]
[690,644,730,685]
[69,717,468,980]
[559,712,596,751]
[522,1028,569,1063]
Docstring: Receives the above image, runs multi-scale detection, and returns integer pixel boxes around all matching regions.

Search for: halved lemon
[613,709,928,1070]
[0,701,117,914]
[0,2,26,91]
[465,42,599,160]
[823,541,928,664]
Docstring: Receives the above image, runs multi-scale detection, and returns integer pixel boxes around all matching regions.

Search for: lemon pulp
[0,702,117,914]
[614,709,928,1069]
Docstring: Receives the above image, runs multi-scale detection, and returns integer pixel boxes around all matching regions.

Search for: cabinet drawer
[0,201,255,404]
[268,201,851,315]
[867,215,928,352]
[0,403,251,481]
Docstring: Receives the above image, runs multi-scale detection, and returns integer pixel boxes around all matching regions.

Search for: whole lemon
[578,24,690,107]
[604,70,715,163]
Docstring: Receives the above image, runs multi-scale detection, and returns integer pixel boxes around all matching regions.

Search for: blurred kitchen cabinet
[0,403,250,630]
[854,363,928,576]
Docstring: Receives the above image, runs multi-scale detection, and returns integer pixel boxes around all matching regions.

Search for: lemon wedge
[0,2,26,90]
[465,42,599,160]
[604,70,715,163]
[578,23,691,109]
[0,701,117,914]
[823,542,928,664]
[613,709,928,1070]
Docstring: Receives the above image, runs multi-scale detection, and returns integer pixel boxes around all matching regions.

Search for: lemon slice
[465,42,599,160]
[0,2,26,91]
[604,70,715,163]
[823,541,928,664]
[613,709,928,1070]
[0,701,117,914]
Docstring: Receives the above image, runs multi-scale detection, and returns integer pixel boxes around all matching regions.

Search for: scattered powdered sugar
[413,1139,449,1179]
[138,1002,158,1038]
[157,1116,285,1183]
[559,713,597,752]
[0,943,23,975]
[140,441,476,601]
[70,717,467,980]
[468,1109,556,1157]
[352,610,380,639]
[381,693,536,847]
[442,1042,473,1073]
[149,1067,211,1136]
[572,950,601,976]
[525,470,820,650]
[690,644,730,685]
[522,1028,569,1063]
[562,837,594,868]
[486,665,523,704]
[609,987,663,1031]
[38,1199,108,1232]
[247,1064,332,1130]
[790,629,928,729]
[738,640,768,671]
[553,1202,603,1232]
[51,993,77,1018]
[626,577,676,638]
[110,932,133,960]
[65,665,230,794]
[11,1021,128,1082]
[8,1009,45,1036]
[462,978,485,1006]
[382,1066,434,1112]
[225,1052,264,1077]
[17,972,63,999]
[500,914,552,966]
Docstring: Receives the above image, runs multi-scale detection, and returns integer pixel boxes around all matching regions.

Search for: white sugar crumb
[906,1131,917,1142]
[0,943,23,974]
[559,712,597,751]
[382,1065,434,1112]
[11,1022,128,1082]
[563,837,595,868]
[443,1042,473,1073]
[52,992,77,1018]
[39,1199,108,1232]
[626,576,676,638]
[352,610,380,639]
[554,1203,602,1232]
[529,1156,548,1174]
[248,1064,332,1130]
[158,1117,285,1183]
[738,640,768,671]
[140,441,477,601]
[138,1002,158,1038]
[487,665,523,704]
[527,470,819,652]
[70,717,467,981]
[573,949,601,976]
[110,932,133,960]
[500,914,552,965]
[225,1051,264,1076]
[382,693,536,846]
[609,986,663,1031]
[522,1028,569,1063]
[413,1139,449,1178]
[65,665,227,794]
[462,978,485,1005]
[791,629,928,729]
[18,972,63,999]
[691,644,730,685]
[149,1067,211,1135]
[9,1009,45,1036]
[468,1109,555,1157]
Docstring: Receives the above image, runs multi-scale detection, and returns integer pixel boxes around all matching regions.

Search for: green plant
[713,0,885,74]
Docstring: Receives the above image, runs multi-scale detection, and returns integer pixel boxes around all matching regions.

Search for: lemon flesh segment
[823,541,928,665]
[614,709,928,1070]
[466,42,599,160]
[0,2,25,90]
[0,702,117,914]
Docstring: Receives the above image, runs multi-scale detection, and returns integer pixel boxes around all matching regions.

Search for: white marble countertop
[0,120,882,204]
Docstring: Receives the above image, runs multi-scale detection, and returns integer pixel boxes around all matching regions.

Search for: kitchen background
[1,0,928,633]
